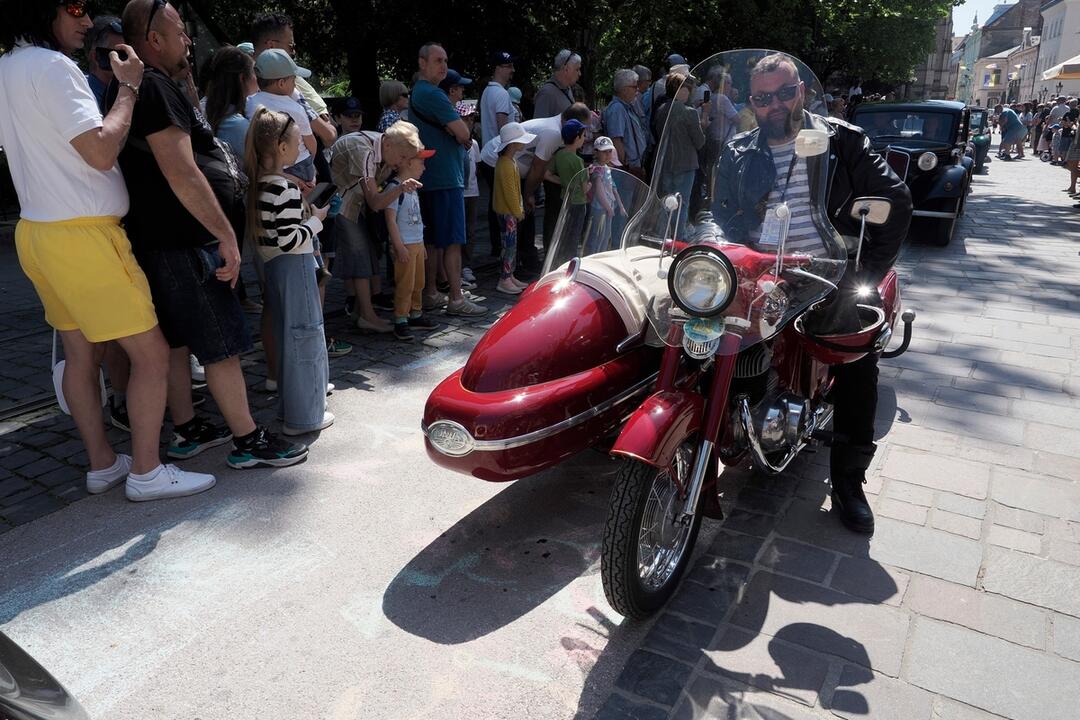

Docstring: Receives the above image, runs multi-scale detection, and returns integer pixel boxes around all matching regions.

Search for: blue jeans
[661,170,695,238]
[264,253,328,430]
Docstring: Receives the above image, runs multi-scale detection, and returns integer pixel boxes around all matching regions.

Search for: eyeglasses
[62,1,88,18]
[145,0,165,40]
[278,116,295,143]
[749,84,800,108]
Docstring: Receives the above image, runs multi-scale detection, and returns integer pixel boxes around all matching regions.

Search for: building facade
[973,45,1020,106]
[955,19,983,104]
[907,13,956,98]
[1036,0,1080,98]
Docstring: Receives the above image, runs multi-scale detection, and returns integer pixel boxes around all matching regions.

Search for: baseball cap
[439,69,474,91]
[338,97,363,116]
[255,48,311,80]
[508,86,523,103]
[455,100,478,117]
[561,119,586,143]
[237,42,255,56]
[415,148,437,159]
[666,53,687,67]
[491,51,514,67]
[593,136,622,165]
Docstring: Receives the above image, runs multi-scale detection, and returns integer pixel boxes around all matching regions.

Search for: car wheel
[931,202,959,247]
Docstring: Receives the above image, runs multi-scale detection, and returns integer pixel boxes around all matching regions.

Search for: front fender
[959,155,974,174]
[925,164,968,202]
[611,390,704,469]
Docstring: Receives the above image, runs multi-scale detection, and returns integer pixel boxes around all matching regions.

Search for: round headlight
[426,420,475,456]
[917,152,938,171]
[668,246,737,317]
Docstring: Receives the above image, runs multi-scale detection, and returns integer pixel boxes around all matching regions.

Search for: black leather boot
[830,443,876,534]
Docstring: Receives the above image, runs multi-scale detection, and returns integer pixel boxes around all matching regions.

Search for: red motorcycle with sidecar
[423,49,915,619]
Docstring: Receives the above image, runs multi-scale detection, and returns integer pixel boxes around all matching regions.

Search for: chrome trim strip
[912,210,957,219]
[424,372,659,453]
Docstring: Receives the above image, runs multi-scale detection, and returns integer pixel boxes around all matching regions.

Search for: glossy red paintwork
[610,390,704,468]
[462,279,632,392]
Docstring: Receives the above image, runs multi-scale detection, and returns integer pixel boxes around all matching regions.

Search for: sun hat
[496,122,537,152]
[254,48,311,80]
[592,136,622,165]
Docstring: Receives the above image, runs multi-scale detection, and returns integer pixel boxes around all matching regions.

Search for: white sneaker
[265,378,278,392]
[125,464,216,502]
[86,453,132,494]
[462,267,476,282]
[496,279,524,295]
[326,382,335,396]
[190,355,206,382]
[283,411,335,436]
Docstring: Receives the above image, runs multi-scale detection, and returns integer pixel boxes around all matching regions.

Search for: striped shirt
[748,140,826,255]
[254,175,323,262]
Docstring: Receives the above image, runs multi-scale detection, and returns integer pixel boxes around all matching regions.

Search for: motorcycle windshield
[542,166,657,275]
[639,48,849,352]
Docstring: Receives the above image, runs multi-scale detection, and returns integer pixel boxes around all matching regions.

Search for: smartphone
[94,47,128,71]
[703,89,712,104]
[308,182,338,209]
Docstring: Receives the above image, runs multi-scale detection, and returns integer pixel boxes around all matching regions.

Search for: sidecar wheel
[601,444,703,619]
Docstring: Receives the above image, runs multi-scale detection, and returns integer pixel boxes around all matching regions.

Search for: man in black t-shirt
[115,0,306,470]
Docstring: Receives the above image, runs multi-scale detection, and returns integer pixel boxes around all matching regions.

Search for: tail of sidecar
[423,256,661,482]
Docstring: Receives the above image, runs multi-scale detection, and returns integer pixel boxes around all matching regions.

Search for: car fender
[611,390,704,469]
[925,164,968,202]
[959,154,974,174]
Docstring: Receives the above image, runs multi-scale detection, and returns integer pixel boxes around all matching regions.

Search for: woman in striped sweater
[244,107,333,436]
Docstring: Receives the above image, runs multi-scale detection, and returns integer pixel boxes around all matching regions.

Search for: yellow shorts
[15,216,159,343]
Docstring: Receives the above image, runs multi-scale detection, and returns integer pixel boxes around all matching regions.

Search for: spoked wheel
[601,442,704,619]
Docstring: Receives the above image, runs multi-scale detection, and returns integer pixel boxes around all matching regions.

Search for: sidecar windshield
[636,49,849,352]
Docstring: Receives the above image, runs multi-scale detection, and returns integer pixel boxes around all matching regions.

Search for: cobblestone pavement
[592,152,1080,718]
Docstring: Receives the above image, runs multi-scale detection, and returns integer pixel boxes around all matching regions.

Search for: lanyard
[777,151,799,203]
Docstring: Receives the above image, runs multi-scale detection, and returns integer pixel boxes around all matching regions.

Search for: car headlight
[668,246,737,317]
[918,152,938,171]
[426,420,475,456]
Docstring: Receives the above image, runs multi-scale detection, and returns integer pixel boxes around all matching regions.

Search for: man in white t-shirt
[481,103,592,269]
[479,51,515,256]
[0,1,213,501]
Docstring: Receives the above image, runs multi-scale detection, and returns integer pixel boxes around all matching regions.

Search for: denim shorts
[134,243,253,364]
[419,188,466,249]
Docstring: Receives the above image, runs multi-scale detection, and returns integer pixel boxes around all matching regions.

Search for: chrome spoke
[636,446,696,590]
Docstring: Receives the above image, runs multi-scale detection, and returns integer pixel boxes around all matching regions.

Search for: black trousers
[478,162,501,256]
[830,351,879,448]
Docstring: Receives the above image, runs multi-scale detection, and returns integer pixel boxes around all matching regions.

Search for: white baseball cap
[593,136,622,165]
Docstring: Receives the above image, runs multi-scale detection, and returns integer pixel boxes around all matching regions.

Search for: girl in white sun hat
[492,123,537,294]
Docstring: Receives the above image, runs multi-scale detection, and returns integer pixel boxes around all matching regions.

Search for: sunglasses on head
[555,50,578,70]
[62,1,88,18]
[145,0,165,40]
[749,83,799,108]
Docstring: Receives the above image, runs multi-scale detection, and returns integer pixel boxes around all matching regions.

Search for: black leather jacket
[711,111,911,282]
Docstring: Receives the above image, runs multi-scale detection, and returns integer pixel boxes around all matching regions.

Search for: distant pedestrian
[378,80,410,132]
[604,69,647,179]
[585,136,625,254]
[508,86,524,122]
[203,46,257,159]
[479,51,516,256]
[492,122,536,295]
[533,49,581,119]
[385,140,438,341]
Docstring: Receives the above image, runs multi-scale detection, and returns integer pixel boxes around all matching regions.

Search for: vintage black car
[966,106,992,171]
[852,100,972,246]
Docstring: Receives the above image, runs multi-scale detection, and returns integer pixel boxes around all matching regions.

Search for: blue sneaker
[167,417,231,459]
[227,426,308,469]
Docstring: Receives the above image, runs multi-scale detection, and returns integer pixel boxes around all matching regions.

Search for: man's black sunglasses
[749,84,799,108]
[145,0,165,40]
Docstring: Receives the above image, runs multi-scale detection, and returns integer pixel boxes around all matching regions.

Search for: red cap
[417,149,436,159]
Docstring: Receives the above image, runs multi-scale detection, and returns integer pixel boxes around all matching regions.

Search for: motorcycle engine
[726,343,811,458]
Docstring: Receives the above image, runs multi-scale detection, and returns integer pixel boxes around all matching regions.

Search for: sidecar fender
[611,390,704,469]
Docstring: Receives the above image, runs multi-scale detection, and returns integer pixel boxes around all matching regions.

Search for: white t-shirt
[480,114,563,177]
[465,140,480,198]
[0,44,129,222]
[244,91,312,163]
[480,81,512,147]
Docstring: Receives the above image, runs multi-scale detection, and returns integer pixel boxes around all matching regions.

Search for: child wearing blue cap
[550,119,589,244]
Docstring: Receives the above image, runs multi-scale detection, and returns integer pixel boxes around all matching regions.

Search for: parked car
[967,106,992,171]
[852,100,972,246]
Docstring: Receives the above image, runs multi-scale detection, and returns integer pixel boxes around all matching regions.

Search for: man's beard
[758,100,804,141]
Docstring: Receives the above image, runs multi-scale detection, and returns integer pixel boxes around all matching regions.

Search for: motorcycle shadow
[381,451,615,645]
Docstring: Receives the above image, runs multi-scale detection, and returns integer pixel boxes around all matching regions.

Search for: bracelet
[119,81,139,98]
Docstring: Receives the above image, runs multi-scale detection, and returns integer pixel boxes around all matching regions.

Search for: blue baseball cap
[561,119,586,143]
[439,69,474,91]
[491,51,515,67]
[337,97,363,115]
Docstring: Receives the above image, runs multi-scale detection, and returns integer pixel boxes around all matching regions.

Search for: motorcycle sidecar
[423,258,661,482]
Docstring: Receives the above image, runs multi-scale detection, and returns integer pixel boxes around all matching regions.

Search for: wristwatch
[119,81,140,98]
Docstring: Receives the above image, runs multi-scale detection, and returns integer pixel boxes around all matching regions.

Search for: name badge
[758,202,791,248]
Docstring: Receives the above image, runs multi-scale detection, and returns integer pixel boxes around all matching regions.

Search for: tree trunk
[328,0,380,128]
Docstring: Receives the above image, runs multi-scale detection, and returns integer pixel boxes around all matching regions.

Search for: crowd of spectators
[988,97,1080,201]
[0,0,749,506]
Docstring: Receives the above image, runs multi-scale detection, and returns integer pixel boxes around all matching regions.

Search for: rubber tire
[931,201,959,247]
[601,456,705,619]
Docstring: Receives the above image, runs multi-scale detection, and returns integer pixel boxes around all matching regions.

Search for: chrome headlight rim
[667,245,737,318]
[917,151,938,171]
[425,420,476,457]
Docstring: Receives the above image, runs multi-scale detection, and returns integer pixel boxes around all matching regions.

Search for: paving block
[934,493,986,519]
[670,672,821,720]
[1024,423,1080,460]
[906,575,1048,650]
[1051,613,1080,662]
[829,665,934,720]
[876,498,928,526]
[881,449,989,499]
[1048,539,1080,566]
[720,509,779,538]
[868,517,983,586]
[613,650,694,708]
[1,492,64,527]
[640,612,717,664]
[705,625,830,707]
[734,488,789,516]
[775,499,872,556]
[756,538,837,583]
[986,525,1042,555]
[670,564,751,625]
[929,510,982,540]
[704,530,765,564]
[990,504,1045,534]
[828,556,910,607]
[981,546,1080,617]
[931,387,1010,416]
[728,571,909,676]
[906,618,1080,720]
[882,480,935,507]
[1034,450,1080,482]
[593,693,668,720]
[991,468,1080,521]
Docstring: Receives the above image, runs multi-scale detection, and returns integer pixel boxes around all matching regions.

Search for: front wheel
[601,443,704,619]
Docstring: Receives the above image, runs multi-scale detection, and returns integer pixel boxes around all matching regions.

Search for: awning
[1043,53,1080,80]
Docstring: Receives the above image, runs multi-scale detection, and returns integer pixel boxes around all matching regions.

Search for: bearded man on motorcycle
[711,53,912,534]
